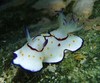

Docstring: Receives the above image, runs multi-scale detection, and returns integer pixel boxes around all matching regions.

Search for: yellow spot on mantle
[73,40,75,42]
[47,47,49,50]
[20,50,24,56]
[28,55,30,58]
[40,57,42,60]
[22,53,24,56]
[50,54,53,56]
[33,55,35,58]
[68,44,71,46]
[51,41,53,44]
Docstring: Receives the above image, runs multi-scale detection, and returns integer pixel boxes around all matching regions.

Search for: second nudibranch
[12,12,83,72]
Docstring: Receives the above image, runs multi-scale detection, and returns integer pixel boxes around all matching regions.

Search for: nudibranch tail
[65,35,83,51]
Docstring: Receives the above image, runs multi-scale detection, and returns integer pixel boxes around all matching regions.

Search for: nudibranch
[12,12,83,72]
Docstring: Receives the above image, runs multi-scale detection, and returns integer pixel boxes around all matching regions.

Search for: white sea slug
[12,12,83,72]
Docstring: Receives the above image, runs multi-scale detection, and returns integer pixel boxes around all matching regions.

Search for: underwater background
[0,0,100,83]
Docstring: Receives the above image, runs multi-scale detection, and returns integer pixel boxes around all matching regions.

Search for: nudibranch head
[13,44,43,72]
[12,12,83,72]
[13,36,46,72]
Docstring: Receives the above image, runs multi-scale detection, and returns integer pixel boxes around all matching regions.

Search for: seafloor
[0,0,100,83]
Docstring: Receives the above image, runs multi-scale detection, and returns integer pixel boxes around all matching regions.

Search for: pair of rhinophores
[12,12,83,72]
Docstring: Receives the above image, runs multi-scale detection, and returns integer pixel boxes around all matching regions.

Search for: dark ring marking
[49,32,68,41]
[27,39,48,52]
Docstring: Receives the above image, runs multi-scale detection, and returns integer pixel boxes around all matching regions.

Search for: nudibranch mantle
[13,12,83,72]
